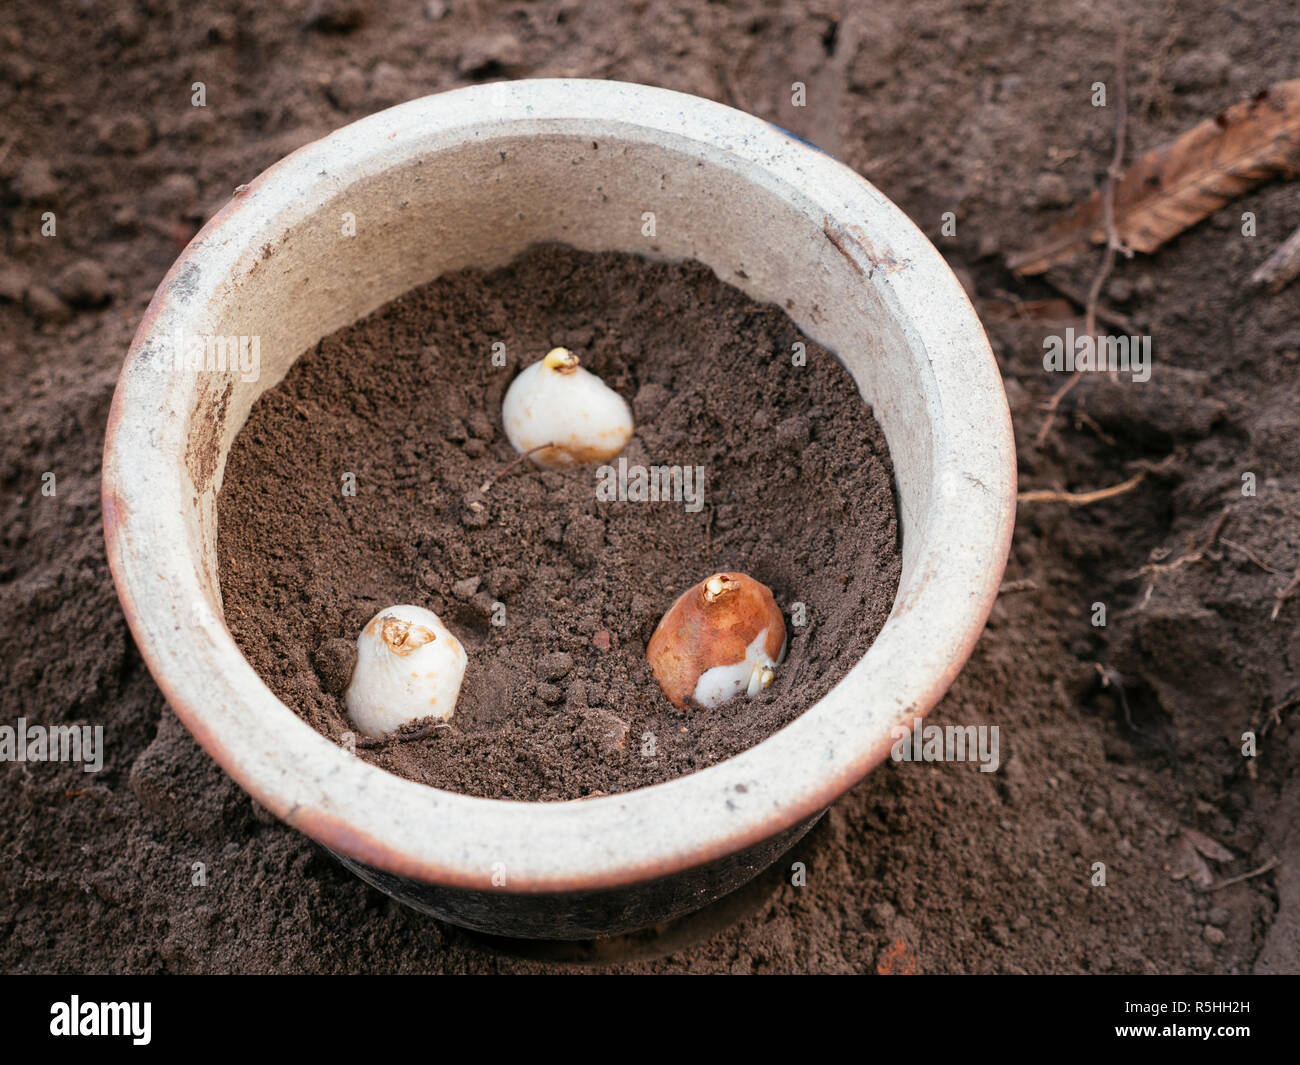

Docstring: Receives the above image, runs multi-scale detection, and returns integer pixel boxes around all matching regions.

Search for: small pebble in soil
[23,285,71,323]
[537,651,574,681]
[304,0,365,34]
[11,158,58,202]
[54,259,111,308]
[1031,172,1072,209]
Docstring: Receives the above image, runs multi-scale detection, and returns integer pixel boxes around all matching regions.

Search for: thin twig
[1219,537,1282,574]
[1206,856,1280,892]
[1096,664,1179,764]
[1073,408,1117,445]
[1018,469,1146,506]
[1085,30,1132,341]
[1126,506,1230,612]
[1020,452,1179,508]
[1255,695,1299,738]
[1273,562,1300,621]
[1036,31,1129,448]
[1034,371,1084,446]
[1039,275,1137,333]
[1141,0,1181,121]
[478,442,556,494]
[1250,222,1300,294]
[1132,507,1230,580]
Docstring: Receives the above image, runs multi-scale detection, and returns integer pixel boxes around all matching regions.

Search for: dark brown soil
[215,245,901,800]
[2,0,1298,974]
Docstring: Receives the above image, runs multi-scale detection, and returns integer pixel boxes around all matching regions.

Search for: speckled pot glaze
[102,79,1016,939]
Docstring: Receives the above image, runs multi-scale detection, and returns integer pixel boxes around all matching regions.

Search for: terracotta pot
[102,79,1015,939]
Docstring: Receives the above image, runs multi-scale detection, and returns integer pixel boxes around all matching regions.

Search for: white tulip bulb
[344,605,466,737]
[502,348,633,467]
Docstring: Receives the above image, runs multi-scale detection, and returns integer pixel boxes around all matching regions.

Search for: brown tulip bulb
[646,572,786,709]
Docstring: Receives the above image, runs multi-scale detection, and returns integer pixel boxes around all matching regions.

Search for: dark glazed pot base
[449,853,790,965]
[329,811,823,940]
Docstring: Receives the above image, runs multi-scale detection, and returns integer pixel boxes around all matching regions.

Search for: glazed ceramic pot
[102,79,1015,939]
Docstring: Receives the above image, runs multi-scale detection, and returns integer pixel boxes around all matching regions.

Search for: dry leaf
[1170,834,1214,889]
[1250,221,1300,293]
[1183,827,1235,863]
[1009,79,1300,274]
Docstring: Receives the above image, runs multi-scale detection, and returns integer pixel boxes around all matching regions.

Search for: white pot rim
[103,79,1016,894]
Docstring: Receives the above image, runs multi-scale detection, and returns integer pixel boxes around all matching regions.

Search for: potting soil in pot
[216,244,901,800]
